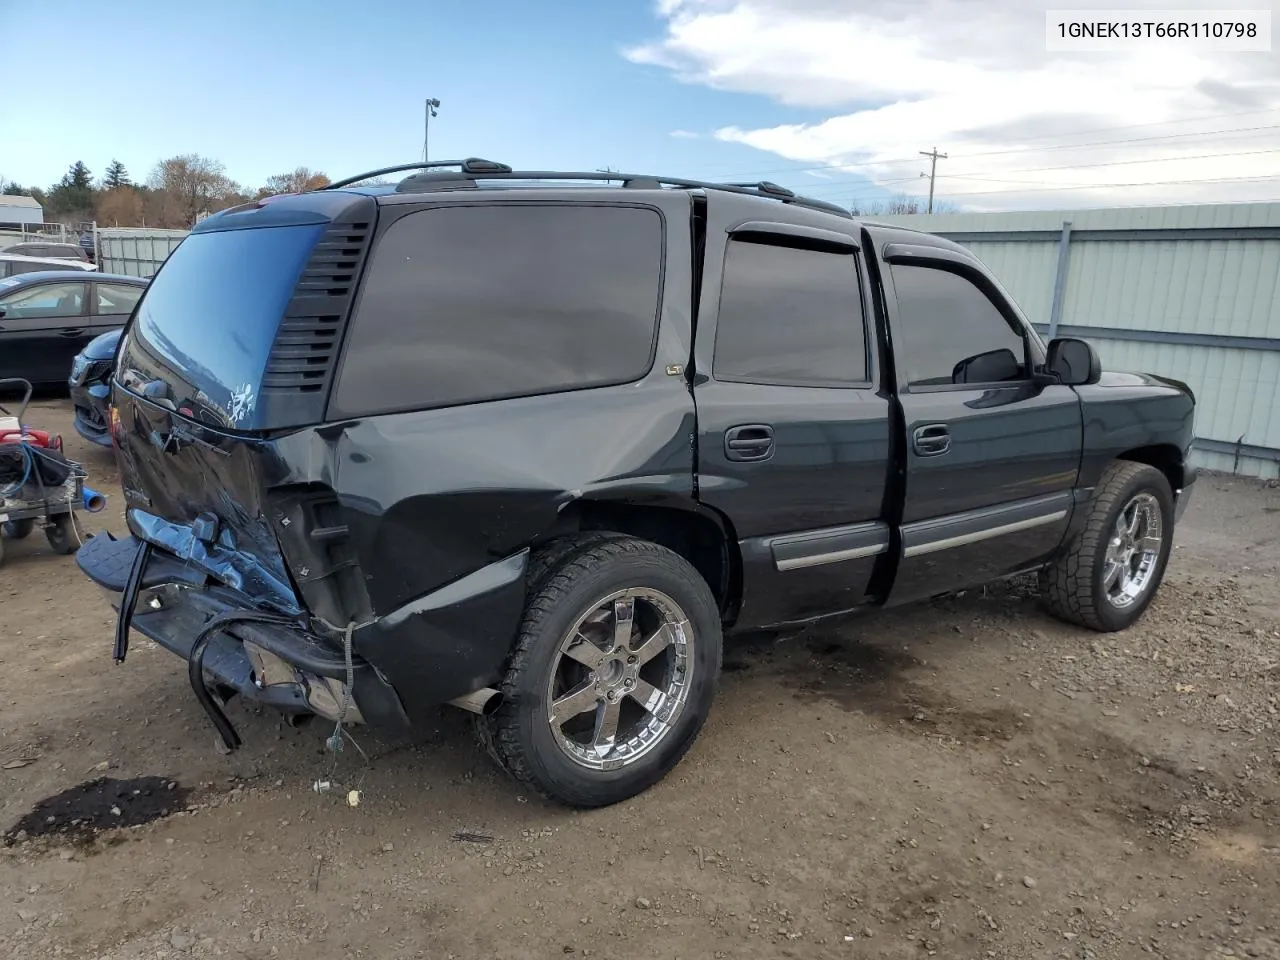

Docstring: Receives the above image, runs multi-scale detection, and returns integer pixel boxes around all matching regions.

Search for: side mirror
[1045,337,1101,386]
[952,347,1021,384]
[0,306,6,318]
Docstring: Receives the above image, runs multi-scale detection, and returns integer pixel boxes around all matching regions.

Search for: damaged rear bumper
[76,532,410,748]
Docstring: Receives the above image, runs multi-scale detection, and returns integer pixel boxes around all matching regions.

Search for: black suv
[77,160,1196,807]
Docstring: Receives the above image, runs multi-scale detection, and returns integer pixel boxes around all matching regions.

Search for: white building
[0,195,44,226]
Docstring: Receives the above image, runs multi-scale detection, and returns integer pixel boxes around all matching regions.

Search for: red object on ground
[0,428,60,450]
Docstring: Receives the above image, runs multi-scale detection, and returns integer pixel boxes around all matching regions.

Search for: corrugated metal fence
[877,203,1280,479]
[96,227,188,277]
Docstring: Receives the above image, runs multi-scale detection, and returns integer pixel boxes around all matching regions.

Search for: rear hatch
[109,191,377,610]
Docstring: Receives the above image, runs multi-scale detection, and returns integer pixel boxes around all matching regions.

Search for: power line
[721,124,1280,184]
[845,172,1280,202]
[946,105,1280,145]
[783,146,1280,198]
[934,123,1280,162]
[947,146,1280,177]
[699,107,1280,182]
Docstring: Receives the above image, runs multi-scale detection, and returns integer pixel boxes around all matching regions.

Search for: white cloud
[669,129,701,139]
[627,0,1280,210]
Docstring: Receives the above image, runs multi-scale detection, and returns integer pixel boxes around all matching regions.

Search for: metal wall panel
[97,228,188,277]
[962,240,1060,325]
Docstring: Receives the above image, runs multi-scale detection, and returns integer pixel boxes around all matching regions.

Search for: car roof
[0,252,96,267]
[0,270,145,285]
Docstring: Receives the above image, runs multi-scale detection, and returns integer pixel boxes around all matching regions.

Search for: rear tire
[477,536,722,808]
[45,515,78,555]
[1039,461,1174,632]
[2,518,33,540]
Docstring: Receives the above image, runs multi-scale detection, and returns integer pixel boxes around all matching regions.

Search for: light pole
[423,98,441,162]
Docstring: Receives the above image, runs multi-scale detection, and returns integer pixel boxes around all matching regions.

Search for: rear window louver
[262,220,372,400]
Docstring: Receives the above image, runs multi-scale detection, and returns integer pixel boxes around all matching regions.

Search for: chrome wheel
[1102,492,1163,608]
[546,588,693,771]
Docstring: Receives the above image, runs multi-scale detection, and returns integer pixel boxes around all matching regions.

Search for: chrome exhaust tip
[446,687,502,716]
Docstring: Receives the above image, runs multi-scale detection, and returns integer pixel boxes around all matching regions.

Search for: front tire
[478,536,722,808]
[1040,461,1175,632]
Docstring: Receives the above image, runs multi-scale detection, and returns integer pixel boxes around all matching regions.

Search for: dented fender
[270,378,699,713]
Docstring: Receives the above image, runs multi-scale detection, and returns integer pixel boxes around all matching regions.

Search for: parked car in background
[3,241,90,262]
[70,327,122,445]
[0,253,97,279]
[0,271,145,389]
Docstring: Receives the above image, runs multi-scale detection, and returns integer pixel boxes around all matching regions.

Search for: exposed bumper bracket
[113,540,152,664]
[188,609,298,752]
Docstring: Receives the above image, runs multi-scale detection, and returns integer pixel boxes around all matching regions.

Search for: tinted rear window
[118,224,323,428]
[8,244,79,259]
[329,204,664,418]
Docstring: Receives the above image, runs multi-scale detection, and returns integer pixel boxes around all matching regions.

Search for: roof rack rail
[327,159,852,218]
[324,158,513,190]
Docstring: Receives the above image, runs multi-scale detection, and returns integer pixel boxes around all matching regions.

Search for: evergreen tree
[104,159,131,189]
[65,161,93,190]
[47,161,96,216]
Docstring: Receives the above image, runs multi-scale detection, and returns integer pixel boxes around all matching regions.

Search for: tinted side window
[97,282,144,315]
[331,204,663,417]
[712,238,867,386]
[890,265,1028,387]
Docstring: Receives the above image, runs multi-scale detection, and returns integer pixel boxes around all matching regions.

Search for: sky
[3,0,1279,213]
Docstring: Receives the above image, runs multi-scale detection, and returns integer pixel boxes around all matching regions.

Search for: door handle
[725,424,775,462]
[60,328,87,338]
[912,423,951,457]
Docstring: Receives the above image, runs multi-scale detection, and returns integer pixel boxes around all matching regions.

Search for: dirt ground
[2,400,1279,960]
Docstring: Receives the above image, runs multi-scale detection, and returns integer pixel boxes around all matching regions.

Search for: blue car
[69,326,123,446]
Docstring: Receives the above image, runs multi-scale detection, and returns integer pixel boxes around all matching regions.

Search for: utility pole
[919,146,947,213]
[423,98,441,162]
[597,167,618,181]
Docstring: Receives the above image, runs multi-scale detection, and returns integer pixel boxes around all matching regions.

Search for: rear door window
[330,204,664,418]
[712,236,868,386]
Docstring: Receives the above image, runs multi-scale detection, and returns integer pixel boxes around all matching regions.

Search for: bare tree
[259,167,331,198]
[96,187,144,227]
[851,195,957,216]
[148,154,238,227]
